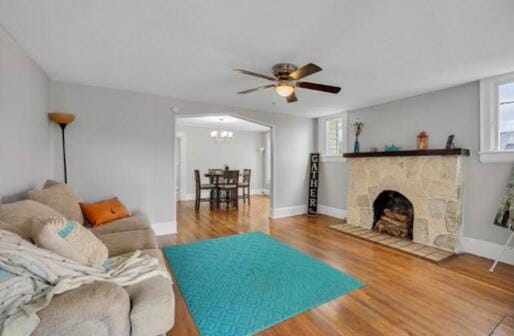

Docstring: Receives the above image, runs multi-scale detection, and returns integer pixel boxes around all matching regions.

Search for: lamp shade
[48,112,75,125]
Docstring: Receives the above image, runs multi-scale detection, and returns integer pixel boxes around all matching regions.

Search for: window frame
[265,132,271,183]
[479,72,514,163]
[318,112,347,162]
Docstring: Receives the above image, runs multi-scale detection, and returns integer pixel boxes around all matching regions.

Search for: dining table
[204,171,243,183]
[204,170,242,208]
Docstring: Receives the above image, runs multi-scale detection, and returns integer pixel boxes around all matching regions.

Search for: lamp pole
[59,123,68,183]
[48,112,75,184]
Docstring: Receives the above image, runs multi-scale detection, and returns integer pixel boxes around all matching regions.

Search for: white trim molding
[479,72,514,163]
[270,205,307,219]
[320,156,346,163]
[318,205,347,219]
[152,221,177,236]
[478,150,514,163]
[175,132,187,201]
[461,236,514,266]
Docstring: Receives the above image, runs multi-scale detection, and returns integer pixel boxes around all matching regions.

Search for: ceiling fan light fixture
[275,81,294,97]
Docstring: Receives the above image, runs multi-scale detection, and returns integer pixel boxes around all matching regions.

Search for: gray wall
[176,125,267,196]
[51,82,176,226]
[0,25,52,202]
[51,81,314,229]
[317,82,512,245]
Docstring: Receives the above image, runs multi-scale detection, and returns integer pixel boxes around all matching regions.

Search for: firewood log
[383,208,409,222]
[380,215,408,228]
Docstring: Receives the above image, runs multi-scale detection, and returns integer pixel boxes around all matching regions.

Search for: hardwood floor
[159,196,514,336]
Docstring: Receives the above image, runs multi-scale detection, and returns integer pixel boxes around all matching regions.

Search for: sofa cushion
[28,182,84,224]
[89,211,151,235]
[79,197,130,227]
[33,281,130,336]
[123,249,175,336]
[94,229,158,257]
[0,219,26,238]
[33,217,110,270]
[43,179,61,189]
[0,200,64,239]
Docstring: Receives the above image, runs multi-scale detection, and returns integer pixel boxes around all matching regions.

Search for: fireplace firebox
[372,190,414,239]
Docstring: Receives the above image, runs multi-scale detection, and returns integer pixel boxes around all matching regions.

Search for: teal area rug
[162,232,363,336]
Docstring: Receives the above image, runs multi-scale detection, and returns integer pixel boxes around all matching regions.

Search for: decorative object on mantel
[210,118,234,143]
[307,153,320,217]
[48,112,75,184]
[445,134,455,149]
[384,144,401,152]
[352,121,364,153]
[343,148,470,158]
[489,164,514,272]
[416,131,429,150]
[370,146,378,152]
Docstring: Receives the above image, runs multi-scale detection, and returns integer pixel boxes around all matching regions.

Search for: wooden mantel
[343,148,470,158]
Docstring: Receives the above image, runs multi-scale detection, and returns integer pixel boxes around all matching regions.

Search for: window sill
[479,151,514,163]
[320,155,346,163]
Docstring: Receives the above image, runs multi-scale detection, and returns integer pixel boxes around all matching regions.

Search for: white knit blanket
[0,229,170,336]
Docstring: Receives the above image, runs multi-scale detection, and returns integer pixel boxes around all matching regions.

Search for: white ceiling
[177,115,269,132]
[1,1,513,118]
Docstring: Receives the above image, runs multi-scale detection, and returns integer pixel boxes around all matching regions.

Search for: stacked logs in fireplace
[375,208,412,238]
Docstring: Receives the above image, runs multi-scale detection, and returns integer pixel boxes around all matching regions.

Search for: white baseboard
[318,205,347,219]
[152,221,177,236]
[270,205,307,219]
[180,189,267,201]
[252,188,269,196]
[461,236,514,266]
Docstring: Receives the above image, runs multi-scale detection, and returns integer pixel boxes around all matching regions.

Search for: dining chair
[194,170,216,211]
[239,169,251,204]
[217,170,239,209]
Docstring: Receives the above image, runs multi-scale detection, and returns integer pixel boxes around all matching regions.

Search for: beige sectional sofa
[0,196,175,335]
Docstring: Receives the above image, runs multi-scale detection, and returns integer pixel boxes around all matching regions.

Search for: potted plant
[352,121,364,153]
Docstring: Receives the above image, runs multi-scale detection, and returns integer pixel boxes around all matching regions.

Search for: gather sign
[307,153,320,216]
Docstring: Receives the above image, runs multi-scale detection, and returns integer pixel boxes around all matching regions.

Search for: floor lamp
[49,112,75,183]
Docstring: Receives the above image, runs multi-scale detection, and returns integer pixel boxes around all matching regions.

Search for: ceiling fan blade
[288,63,322,80]
[237,84,275,94]
[233,69,276,81]
[286,91,298,103]
[296,81,341,94]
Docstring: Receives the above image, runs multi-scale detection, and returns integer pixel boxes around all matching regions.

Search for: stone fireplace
[346,151,468,252]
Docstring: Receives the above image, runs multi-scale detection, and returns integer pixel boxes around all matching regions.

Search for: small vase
[353,139,360,153]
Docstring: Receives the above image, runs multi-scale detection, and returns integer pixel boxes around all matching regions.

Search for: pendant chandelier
[210,118,234,143]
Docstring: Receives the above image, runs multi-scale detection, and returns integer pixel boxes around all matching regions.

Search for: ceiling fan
[234,63,341,103]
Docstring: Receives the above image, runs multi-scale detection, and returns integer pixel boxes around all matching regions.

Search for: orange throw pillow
[79,197,129,227]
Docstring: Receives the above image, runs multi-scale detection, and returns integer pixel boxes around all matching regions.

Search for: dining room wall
[176,124,268,199]
[174,104,314,217]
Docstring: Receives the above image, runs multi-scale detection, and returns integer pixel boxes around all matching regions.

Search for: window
[480,72,514,163]
[319,112,347,161]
